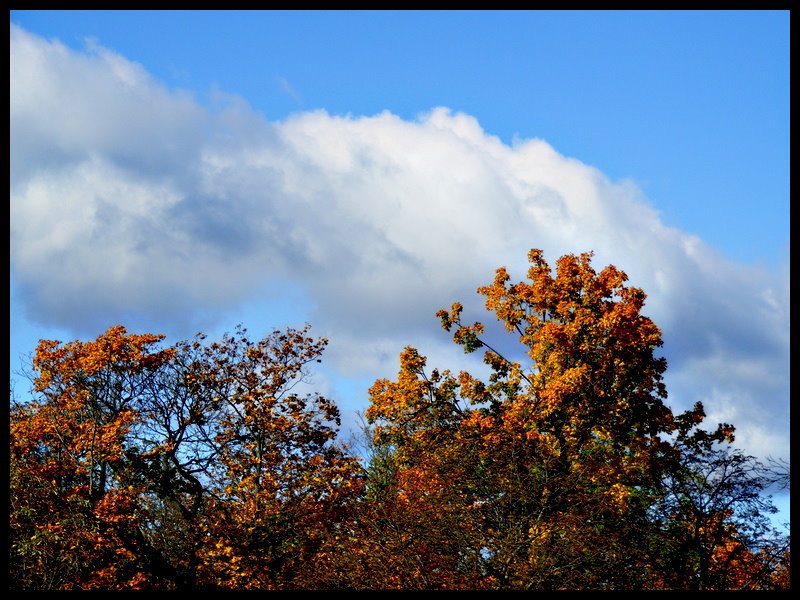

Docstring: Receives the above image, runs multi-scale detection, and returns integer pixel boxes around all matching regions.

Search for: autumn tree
[10,324,363,590]
[189,327,364,589]
[648,425,790,590]
[364,249,776,589]
[10,327,177,589]
[10,249,788,590]
[304,407,495,590]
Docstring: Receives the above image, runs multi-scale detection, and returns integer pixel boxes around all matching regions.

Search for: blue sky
[10,10,789,265]
[9,11,789,519]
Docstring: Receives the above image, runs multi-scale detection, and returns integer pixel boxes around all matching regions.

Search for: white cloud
[10,25,789,461]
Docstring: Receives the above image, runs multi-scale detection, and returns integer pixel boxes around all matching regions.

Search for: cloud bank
[10,25,789,459]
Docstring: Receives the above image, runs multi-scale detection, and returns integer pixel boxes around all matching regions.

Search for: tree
[649,426,790,590]
[188,326,364,589]
[364,249,776,589]
[302,411,496,590]
[10,249,788,590]
[10,324,363,590]
[10,326,176,589]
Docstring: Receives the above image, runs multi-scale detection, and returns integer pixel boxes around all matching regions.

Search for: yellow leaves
[718,424,736,443]
[436,302,464,332]
[456,370,485,404]
[477,269,509,311]
[199,540,255,589]
[92,489,139,524]
[124,572,148,590]
[31,326,174,403]
[398,346,427,374]
[607,483,631,513]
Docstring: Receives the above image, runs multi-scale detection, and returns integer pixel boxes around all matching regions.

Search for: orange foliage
[10,250,788,590]
[10,324,363,590]
[364,249,787,590]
